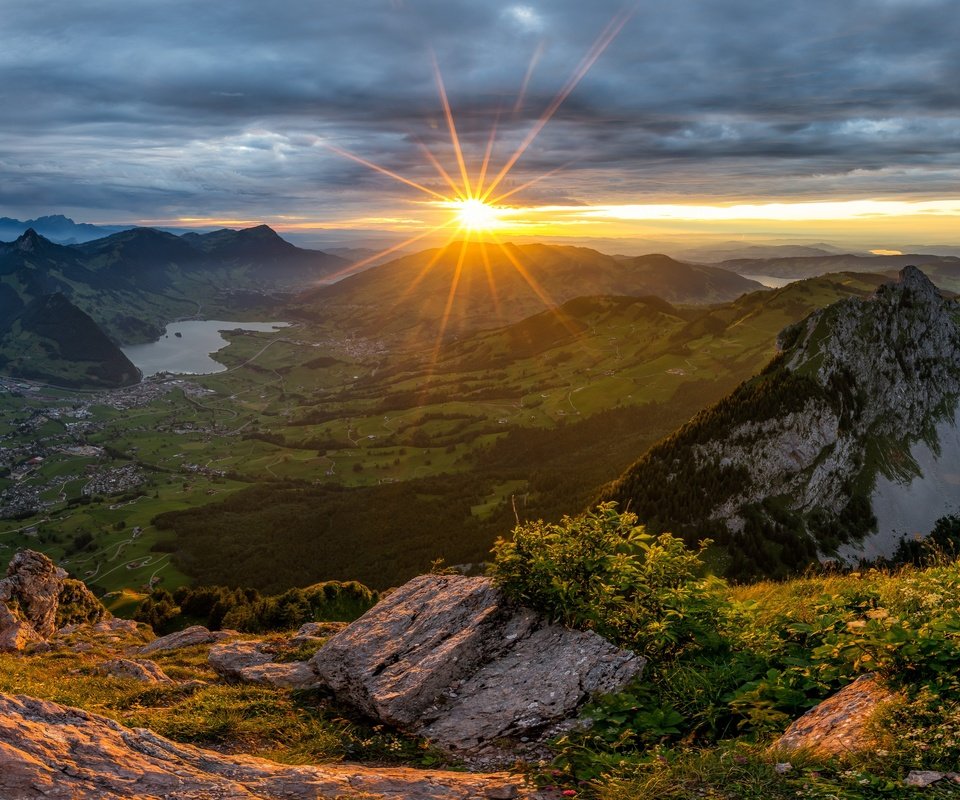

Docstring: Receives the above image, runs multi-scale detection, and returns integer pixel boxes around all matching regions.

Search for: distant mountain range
[603,266,960,579]
[297,242,763,343]
[0,215,127,244]
[720,252,960,290]
[675,242,850,262]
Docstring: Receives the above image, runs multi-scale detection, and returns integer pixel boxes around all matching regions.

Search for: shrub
[490,502,718,658]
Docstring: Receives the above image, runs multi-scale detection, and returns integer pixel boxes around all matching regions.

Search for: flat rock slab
[421,623,642,752]
[240,660,321,689]
[139,625,235,655]
[0,693,534,800]
[310,574,645,757]
[209,640,321,689]
[773,673,899,759]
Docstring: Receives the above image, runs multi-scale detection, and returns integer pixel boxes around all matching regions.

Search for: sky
[2,0,960,249]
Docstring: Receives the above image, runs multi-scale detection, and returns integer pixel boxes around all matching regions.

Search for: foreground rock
[0,550,108,652]
[773,674,899,758]
[139,625,234,655]
[0,693,533,800]
[209,639,321,689]
[311,574,644,760]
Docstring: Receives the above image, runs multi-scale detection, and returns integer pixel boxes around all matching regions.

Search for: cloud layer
[2,0,959,229]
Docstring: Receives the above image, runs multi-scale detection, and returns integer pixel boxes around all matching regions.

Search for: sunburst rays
[319,6,635,361]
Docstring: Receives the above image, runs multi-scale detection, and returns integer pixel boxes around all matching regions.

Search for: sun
[452,198,502,232]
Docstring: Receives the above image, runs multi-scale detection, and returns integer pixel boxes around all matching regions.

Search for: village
[0,375,219,519]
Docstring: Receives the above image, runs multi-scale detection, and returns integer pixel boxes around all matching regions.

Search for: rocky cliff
[0,549,107,651]
[604,267,960,576]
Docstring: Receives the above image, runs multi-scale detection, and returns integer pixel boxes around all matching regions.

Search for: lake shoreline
[121,320,290,378]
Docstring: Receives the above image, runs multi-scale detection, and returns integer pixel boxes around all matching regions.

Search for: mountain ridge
[602,265,960,578]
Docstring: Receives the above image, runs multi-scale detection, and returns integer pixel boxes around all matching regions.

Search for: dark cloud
[1,0,959,221]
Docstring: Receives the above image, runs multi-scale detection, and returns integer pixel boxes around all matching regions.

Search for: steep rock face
[605,267,960,572]
[706,266,960,522]
[0,693,533,800]
[310,575,644,760]
[0,550,107,651]
[0,550,67,639]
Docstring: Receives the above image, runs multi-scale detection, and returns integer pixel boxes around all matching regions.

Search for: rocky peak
[0,550,67,641]
[0,549,108,652]
[604,267,960,570]
[896,263,942,299]
[14,228,43,253]
[782,266,960,440]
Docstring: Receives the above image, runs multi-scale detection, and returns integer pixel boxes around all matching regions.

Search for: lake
[122,320,290,378]
[741,274,798,288]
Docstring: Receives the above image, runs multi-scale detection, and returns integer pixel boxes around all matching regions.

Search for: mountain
[0,215,127,244]
[602,266,960,579]
[156,272,887,593]
[0,292,139,388]
[0,225,346,386]
[0,226,347,345]
[297,242,761,343]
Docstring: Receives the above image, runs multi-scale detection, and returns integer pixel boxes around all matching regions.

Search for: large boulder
[773,674,899,759]
[0,550,108,652]
[0,692,535,800]
[310,574,644,758]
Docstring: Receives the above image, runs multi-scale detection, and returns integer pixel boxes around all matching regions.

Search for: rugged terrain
[605,266,960,577]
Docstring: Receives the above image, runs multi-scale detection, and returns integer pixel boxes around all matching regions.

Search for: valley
[0,242,899,592]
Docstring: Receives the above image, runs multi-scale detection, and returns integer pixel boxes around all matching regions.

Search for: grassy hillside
[0,293,139,388]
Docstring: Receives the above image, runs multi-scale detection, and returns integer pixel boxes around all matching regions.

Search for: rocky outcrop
[94,659,174,684]
[605,267,960,560]
[0,550,108,652]
[713,267,960,524]
[139,625,234,655]
[310,574,644,760]
[208,639,321,689]
[773,674,898,758]
[0,692,534,800]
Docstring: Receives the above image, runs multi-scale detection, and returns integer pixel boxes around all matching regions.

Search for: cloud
[0,0,958,225]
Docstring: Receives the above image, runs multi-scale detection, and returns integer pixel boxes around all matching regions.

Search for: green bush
[491,502,718,658]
